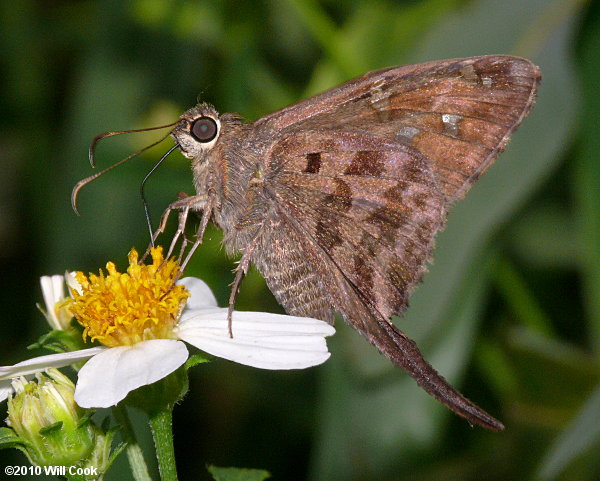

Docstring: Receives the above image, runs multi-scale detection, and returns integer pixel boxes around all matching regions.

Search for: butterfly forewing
[258,56,540,203]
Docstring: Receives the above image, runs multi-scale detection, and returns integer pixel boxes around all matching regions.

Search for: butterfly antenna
[72,121,178,215]
[140,144,180,245]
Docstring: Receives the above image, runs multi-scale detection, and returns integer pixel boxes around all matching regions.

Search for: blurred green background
[1,0,599,480]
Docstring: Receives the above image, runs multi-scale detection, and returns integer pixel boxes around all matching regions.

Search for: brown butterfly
[74,55,540,431]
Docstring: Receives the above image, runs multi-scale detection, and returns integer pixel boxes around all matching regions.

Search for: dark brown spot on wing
[304,152,321,173]
[344,150,386,176]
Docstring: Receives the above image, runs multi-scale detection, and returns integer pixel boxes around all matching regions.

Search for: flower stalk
[149,410,178,481]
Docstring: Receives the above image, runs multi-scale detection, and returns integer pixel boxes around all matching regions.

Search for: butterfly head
[172,103,222,160]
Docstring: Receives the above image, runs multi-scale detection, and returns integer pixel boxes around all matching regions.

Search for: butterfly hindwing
[255,157,502,430]
[252,212,336,324]
[264,130,446,319]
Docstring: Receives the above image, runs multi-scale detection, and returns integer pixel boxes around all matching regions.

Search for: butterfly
[74,55,540,431]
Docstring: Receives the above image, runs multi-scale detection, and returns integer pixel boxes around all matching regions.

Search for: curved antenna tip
[74,119,179,216]
[71,179,87,216]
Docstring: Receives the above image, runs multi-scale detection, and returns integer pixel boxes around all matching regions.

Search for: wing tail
[370,313,504,431]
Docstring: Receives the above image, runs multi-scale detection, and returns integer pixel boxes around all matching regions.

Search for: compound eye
[191,117,218,143]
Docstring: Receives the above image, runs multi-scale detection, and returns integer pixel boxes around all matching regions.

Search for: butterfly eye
[191,117,218,143]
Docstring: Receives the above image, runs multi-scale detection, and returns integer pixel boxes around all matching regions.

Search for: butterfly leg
[224,231,264,338]
[177,197,213,274]
[141,194,207,263]
[166,205,190,262]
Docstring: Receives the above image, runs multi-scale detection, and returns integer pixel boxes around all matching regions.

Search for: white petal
[0,382,12,402]
[175,309,335,370]
[74,340,188,408]
[0,347,105,402]
[65,271,83,296]
[0,348,105,380]
[178,277,218,309]
[40,275,65,330]
[179,307,225,324]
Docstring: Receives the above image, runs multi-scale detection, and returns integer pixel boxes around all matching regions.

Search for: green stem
[149,410,178,481]
[112,405,153,481]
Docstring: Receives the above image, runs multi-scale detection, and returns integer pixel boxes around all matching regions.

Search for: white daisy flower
[0,248,335,408]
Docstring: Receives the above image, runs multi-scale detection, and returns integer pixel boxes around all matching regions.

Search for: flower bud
[6,369,109,471]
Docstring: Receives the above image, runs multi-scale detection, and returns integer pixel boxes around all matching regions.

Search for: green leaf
[0,427,22,448]
[503,327,599,428]
[493,255,556,337]
[284,0,359,77]
[535,382,600,480]
[207,465,271,481]
[573,0,600,353]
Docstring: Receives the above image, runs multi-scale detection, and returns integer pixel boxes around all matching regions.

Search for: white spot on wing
[442,113,461,137]
[369,79,392,120]
[396,126,420,142]
[369,79,388,104]
[460,64,478,82]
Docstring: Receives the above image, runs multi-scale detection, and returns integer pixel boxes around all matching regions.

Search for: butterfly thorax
[211,120,275,254]
[173,103,276,255]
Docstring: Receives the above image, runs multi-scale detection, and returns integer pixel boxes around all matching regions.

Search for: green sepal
[125,365,189,415]
[28,324,88,354]
[105,438,127,472]
[76,412,95,430]
[88,426,125,480]
[185,353,210,369]
[125,353,210,415]
[0,427,35,466]
[64,470,88,481]
[63,425,124,481]
[38,421,63,436]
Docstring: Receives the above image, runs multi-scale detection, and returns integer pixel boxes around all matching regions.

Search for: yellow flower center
[68,247,189,347]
